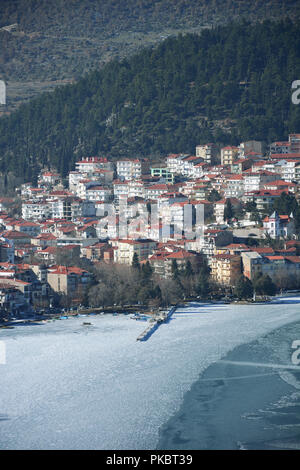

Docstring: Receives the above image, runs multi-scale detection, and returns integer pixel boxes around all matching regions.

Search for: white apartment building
[224,175,244,198]
[85,186,112,202]
[243,171,279,193]
[270,141,291,154]
[22,201,52,221]
[69,171,84,192]
[75,156,113,173]
[280,160,300,183]
[76,180,104,200]
[127,179,145,198]
[113,180,129,202]
[145,184,169,200]
[175,156,203,177]
[166,154,189,174]
[191,162,208,179]
[116,159,148,180]
[39,171,61,186]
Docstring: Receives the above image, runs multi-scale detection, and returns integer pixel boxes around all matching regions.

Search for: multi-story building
[224,175,244,198]
[239,141,263,158]
[145,184,170,200]
[166,154,189,174]
[110,239,157,265]
[85,186,113,202]
[149,249,198,278]
[243,170,279,193]
[213,198,241,224]
[38,171,61,187]
[22,201,52,221]
[13,221,41,237]
[245,190,282,212]
[150,166,175,184]
[113,180,129,204]
[230,158,252,174]
[270,141,291,154]
[196,143,219,164]
[198,229,233,258]
[50,197,83,220]
[75,156,113,174]
[0,284,28,313]
[263,180,296,193]
[69,171,84,192]
[281,159,300,183]
[116,158,149,181]
[221,146,239,165]
[47,265,92,295]
[289,134,300,153]
[127,180,145,199]
[211,254,242,286]
[263,211,295,239]
[179,156,204,177]
[242,251,300,289]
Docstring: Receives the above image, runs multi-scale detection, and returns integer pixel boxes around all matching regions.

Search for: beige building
[211,254,241,286]
[241,251,300,289]
[47,266,92,295]
[221,146,239,165]
[110,239,157,265]
[196,143,219,164]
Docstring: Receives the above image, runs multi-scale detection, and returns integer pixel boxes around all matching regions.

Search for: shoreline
[1,293,299,329]
[157,319,300,450]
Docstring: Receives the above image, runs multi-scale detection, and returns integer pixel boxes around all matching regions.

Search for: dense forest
[0,20,300,181]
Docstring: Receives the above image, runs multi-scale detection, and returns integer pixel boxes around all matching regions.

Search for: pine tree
[224,199,234,222]
[184,260,194,278]
[253,272,277,296]
[171,259,179,280]
[132,252,140,271]
[234,275,254,300]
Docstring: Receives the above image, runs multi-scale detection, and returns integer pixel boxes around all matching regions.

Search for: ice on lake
[1,298,300,449]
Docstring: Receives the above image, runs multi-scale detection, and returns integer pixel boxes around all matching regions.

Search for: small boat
[130,313,148,321]
[82,322,92,326]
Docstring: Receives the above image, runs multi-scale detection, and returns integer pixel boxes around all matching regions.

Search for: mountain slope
[0,0,299,112]
[0,20,300,181]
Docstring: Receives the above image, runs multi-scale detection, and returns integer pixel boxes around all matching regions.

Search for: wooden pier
[136,305,177,342]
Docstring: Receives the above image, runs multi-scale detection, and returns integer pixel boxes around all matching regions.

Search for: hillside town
[1,133,300,318]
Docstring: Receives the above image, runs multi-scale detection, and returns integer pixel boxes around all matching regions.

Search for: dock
[136,305,177,342]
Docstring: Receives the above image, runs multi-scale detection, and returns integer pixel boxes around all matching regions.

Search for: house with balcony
[211,253,242,286]
[111,239,157,265]
[221,146,239,165]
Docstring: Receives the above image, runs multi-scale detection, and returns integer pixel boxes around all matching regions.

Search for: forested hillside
[0,20,300,181]
[0,0,299,111]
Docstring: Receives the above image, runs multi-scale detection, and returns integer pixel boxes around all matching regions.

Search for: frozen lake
[1,299,300,449]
